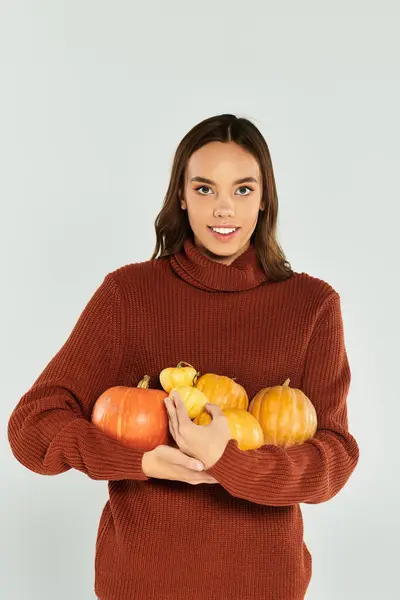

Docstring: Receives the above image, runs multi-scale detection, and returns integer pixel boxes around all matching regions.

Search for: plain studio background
[1,2,398,599]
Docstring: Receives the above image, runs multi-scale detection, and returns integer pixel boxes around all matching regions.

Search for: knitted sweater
[7,236,359,600]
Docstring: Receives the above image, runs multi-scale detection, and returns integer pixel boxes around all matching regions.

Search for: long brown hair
[151,113,293,282]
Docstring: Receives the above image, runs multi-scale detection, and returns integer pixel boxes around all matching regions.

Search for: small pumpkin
[160,361,199,393]
[169,386,208,419]
[91,375,168,451]
[194,408,264,450]
[248,378,317,448]
[194,373,249,411]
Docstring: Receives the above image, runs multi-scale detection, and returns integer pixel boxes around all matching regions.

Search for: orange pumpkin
[194,408,264,450]
[194,373,249,411]
[91,375,169,451]
[248,378,317,448]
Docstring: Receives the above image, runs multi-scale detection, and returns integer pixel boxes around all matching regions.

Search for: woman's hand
[141,445,218,485]
[164,390,231,470]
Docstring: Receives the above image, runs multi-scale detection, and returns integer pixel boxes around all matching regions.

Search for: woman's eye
[236,186,253,196]
[195,186,213,195]
[194,186,253,196]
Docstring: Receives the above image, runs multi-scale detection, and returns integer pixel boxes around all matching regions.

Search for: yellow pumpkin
[248,378,317,448]
[193,408,264,450]
[194,373,249,411]
[170,386,208,419]
[160,361,199,393]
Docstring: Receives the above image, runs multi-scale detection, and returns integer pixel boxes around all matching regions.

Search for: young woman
[8,113,359,600]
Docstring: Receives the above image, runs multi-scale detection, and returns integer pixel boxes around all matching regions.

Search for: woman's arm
[207,292,360,506]
[7,273,149,481]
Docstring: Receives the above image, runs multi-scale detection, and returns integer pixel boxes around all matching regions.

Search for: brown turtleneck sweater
[7,237,359,600]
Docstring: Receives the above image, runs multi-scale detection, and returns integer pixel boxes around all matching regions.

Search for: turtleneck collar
[168,236,269,292]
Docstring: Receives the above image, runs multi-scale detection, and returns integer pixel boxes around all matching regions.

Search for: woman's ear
[179,190,187,210]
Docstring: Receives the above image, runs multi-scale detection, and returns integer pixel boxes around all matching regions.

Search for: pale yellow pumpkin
[160,361,199,393]
[170,386,208,419]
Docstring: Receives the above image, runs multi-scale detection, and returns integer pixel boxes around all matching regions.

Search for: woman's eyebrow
[190,176,258,185]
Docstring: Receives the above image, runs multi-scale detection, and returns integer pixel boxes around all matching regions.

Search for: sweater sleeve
[207,291,359,506]
[7,272,149,482]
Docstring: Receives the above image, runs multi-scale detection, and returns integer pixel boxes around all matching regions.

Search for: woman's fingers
[165,397,180,439]
[173,464,218,485]
[148,445,218,484]
[156,444,204,471]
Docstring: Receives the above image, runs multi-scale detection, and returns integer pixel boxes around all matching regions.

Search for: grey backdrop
[1,1,398,599]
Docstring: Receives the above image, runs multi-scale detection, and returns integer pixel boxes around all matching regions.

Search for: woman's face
[180,141,264,265]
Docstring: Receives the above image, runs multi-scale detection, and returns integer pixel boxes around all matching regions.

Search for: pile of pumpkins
[91,361,317,452]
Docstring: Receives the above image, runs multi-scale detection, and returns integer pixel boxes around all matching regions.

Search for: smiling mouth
[208,226,240,233]
[207,226,240,239]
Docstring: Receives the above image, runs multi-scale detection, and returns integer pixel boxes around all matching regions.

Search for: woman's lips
[207,226,240,241]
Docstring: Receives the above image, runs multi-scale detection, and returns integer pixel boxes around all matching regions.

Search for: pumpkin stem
[137,375,150,389]
[283,378,291,387]
[177,361,195,369]
[192,371,202,386]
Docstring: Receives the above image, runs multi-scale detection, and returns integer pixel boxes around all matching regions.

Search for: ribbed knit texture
[8,236,359,600]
